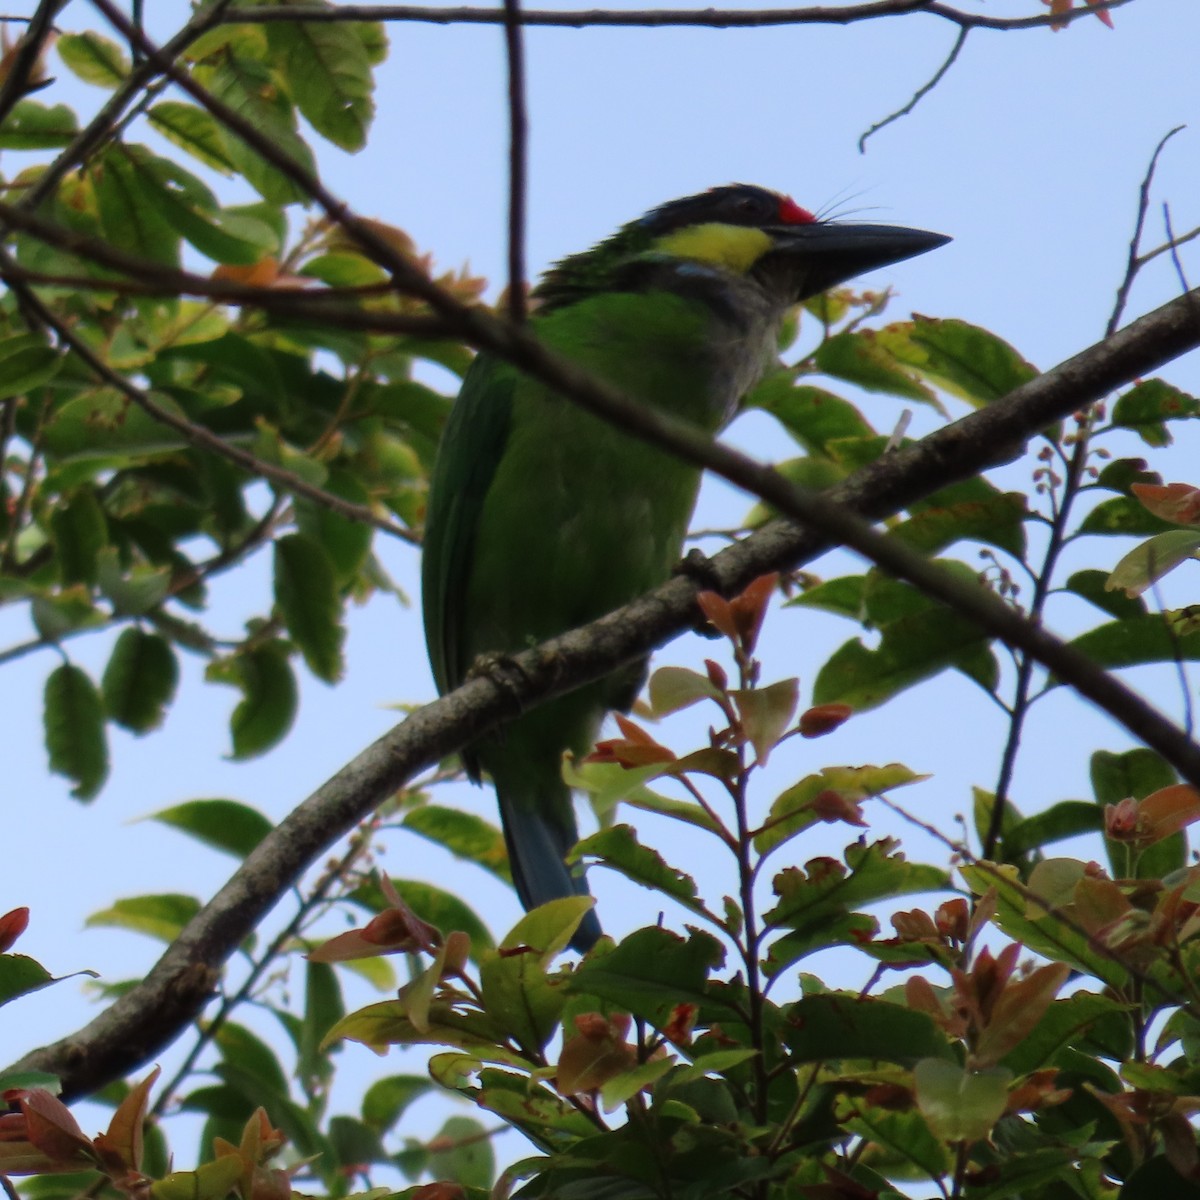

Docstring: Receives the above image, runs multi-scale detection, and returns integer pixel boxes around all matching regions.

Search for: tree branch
[214,0,1131,32]
[10,278,1200,1101]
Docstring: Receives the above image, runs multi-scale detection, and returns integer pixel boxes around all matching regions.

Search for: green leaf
[573,825,702,913]
[764,911,879,978]
[886,317,1038,406]
[147,799,273,859]
[31,587,105,641]
[913,1058,1010,1142]
[138,155,277,266]
[362,1076,435,1134]
[294,471,373,585]
[147,101,236,173]
[763,839,950,936]
[1000,991,1125,1075]
[646,665,720,717]
[96,550,173,617]
[206,642,299,758]
[57,31,130,87]
[86,894,201,943]
[44,664,109,800]
[813,604,993,710]
[327,1115,386,1172]
[0,955,57,1009]
[101,627,179,733]
[1065,568,1147,619]
[300,961,345,1089]
[479,932,567,1054]
[960,863,1127,987]
[1110,378,1200,447]
[273,533,345,682]
[1106,530,1200,599]
[0,100,78,149]
[564,757,721,834]
[1079,495,1179,536]
[43,388,193,459]
[0,333,62,399]
[322,998,512,1062]
[756,763,925,855]
[1002,800,1104,858]
[892,483,1028,557]
[814,329,938,406]
[786,574,866,619]
[784,993,954,1065]
[266,17,376,151]
[747,376,874,454]
[93,146,181,267]
[1064,614,1200,674]
[215,1022,290,1095]
[599,1056,676,1111]
[50,487,108,585]
[730,678,798,765]
[1092,747,1175,806]
[568,927,727,1028]
[194,55,318,205]
[837,1097,950,1180]
[401,805,510,881]
[427,1115,494,1189]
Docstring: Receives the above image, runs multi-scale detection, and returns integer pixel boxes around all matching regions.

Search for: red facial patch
[778,196,816,225]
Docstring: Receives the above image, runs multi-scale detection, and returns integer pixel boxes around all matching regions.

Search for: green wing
[421,353,516,697]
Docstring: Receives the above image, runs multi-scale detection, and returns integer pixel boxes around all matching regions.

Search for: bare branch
[0,0,67,126]
[503,0,529,324]
[858,24,967,152]
[215,0,1131,32]
[1109,125,1185,336]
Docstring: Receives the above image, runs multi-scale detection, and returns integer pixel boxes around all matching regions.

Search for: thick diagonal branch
[8,280,1200,1100]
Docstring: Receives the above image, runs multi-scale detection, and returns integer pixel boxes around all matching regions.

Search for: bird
[421,184,948,951]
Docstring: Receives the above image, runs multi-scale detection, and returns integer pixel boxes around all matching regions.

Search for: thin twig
[983,124,1189,862]
[503,0,528,324]
[1163,202,1194,296]
[0,0,66,127]
[858,24,967,152]
[1109,126,1184,336]
[149,817,380,1120]
[215,0,1130,33]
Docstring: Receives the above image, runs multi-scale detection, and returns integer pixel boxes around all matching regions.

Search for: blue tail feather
[497,786,602,953]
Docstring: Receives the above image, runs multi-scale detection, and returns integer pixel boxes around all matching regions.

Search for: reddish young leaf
[586,713,676,769]
[728,572,778,652]
[1131,481,1200,526]
[695,591,737,641]
[0,906,29,953]
[92,1067,159,1178]
[799,703,853,738]
[557,1012,637,1095]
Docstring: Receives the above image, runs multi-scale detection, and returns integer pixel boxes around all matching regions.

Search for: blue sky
[3,0,1199,1179]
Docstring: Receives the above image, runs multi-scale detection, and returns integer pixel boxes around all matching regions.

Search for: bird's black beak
[761,221,950,303]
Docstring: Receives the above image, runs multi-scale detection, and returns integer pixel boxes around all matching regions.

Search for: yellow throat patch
[653,223,773,274]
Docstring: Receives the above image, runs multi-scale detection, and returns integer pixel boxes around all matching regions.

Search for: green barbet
[423,184,947,950]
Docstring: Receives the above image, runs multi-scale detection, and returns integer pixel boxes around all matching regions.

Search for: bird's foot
[467,650,532,715]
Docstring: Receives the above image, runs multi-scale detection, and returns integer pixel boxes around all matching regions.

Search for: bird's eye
[729,192,770,222]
